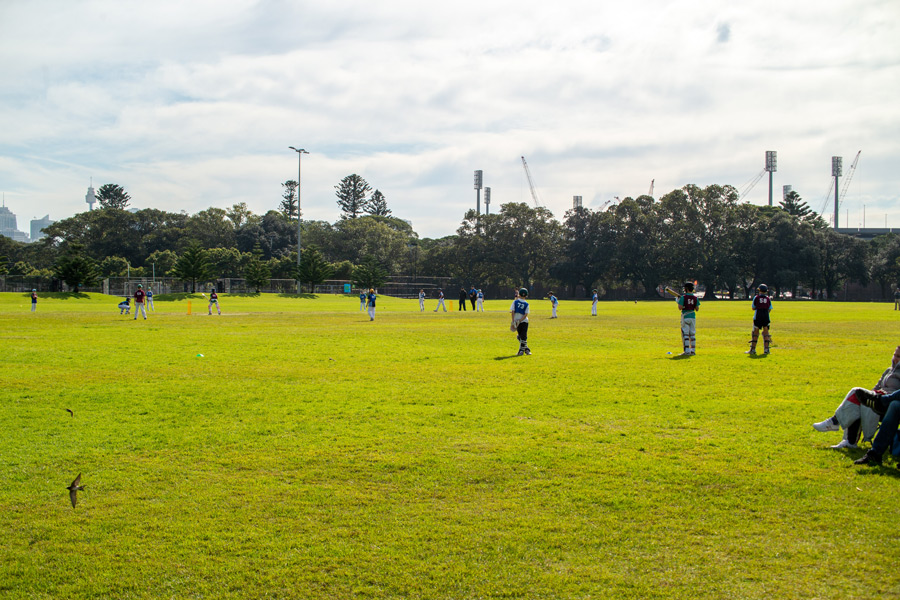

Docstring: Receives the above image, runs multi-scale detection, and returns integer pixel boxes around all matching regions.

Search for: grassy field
[2,291,900,599]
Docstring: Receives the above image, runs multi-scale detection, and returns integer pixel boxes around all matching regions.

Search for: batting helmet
[758,284,768,293]
[518,288,529,297]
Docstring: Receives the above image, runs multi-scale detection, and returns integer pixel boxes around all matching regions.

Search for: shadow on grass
[668,354,692,360]
[276,293,319,300]
[156,293,208,302]
[494,355,523,361]
[854,464,900,479]
[30,292,91,300]
[747,353,769,359]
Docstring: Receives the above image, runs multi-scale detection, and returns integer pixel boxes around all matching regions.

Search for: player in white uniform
[591,289,598,316]
[359,291,366,311]
[146,287,155,311]
[549,292,558,318]
[434,289,447,312]
[476,289,484,312]
[419,289,426,312]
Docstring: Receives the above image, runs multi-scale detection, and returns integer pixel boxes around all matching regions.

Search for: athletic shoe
[516,350,525,356]
[524,348,531,355]
[745,349,756,355]
[854,451,882,466]
[813,419,840,432]
[764,348,770,354]
[830,439,858,450]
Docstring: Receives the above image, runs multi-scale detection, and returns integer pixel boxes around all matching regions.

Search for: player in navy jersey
[747,284,772,354]
[676,282,700,356]
[366,288,377,321]
[591,289,598,316]
[510,287,531,356]
[31,289,37,312]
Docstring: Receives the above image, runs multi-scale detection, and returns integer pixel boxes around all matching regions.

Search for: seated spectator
[812,346,900,448]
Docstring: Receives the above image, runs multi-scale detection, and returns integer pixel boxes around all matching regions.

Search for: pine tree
[171,243,213,293]
[280,180,299,219]
[352,255,388,290]
[779,191,812,220]
[243,244,271,293]
[365,190,392,216]
[53,243,99,289]
[298,245,334,293]
[96,184,131,210]
[335,174,372,219]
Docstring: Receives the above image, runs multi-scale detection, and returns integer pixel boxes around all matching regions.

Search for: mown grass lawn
[2,291,899,599]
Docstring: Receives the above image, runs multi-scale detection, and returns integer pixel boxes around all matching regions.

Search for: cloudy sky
[1,0,898,238]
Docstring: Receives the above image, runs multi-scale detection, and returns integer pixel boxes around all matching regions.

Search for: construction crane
[520,156,543,208]
[739,168,766,200]
[839,151,861,208]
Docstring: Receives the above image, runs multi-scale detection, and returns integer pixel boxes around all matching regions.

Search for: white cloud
[0,0,899,236]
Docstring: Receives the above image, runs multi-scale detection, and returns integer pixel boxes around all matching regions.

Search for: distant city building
[85,183,96,210]
[0,204,29,243]
[30,215,54,242]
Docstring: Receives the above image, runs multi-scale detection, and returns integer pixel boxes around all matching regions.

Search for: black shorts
[753,315,770,329]
[516,321,529,342]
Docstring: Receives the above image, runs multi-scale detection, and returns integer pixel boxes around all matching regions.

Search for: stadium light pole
[289,146,308,293]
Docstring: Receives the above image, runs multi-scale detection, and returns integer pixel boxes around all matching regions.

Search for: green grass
[2,292,900,599]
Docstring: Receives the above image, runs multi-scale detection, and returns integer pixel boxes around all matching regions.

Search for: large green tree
[96,184,131,210]
[280,180,299,219]
[171,244,213,293]
[335,174,372,219]
[243,244,271,293]
[53,243,99,289]
[352,255,388,290]
[298,246,333,292]
[366,190,391,216]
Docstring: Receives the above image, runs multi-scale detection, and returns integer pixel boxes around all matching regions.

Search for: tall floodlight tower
[484,187,491,215]
[474,170,483,215]
[782,185,792,200]
[832,156,842,229]
[765,151,777,206]
[573,196,582,209]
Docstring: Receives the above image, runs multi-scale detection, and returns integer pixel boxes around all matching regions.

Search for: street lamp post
[289,146,309,293]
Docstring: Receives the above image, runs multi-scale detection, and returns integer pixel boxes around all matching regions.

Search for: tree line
[2,177,899,299]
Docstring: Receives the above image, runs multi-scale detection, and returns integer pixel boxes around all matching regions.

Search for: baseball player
[208,288,221,315]
[30,289,37,312]
[366,288,377,321]
[359,290,367,311]
[747,284,772,354]
[676,282,699,355]
[133,284,148,320]
[476,289,484,312]
[511,287,531,356]
[434,289,447,312]
[419,289,426,312]
[548,292,559,318]
[591,289,598,316]
[146,287,155,311]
